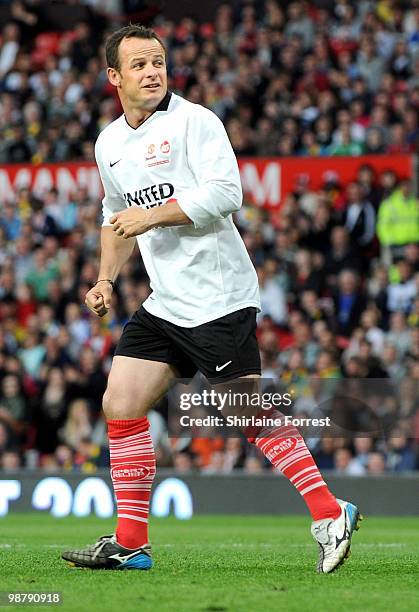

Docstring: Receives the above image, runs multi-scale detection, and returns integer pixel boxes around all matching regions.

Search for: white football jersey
[95,92,260,327]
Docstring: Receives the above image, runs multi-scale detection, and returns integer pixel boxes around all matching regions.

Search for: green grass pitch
[0,514,418,612]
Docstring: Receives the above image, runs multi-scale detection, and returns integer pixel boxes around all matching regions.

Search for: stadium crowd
[0,0,418,474]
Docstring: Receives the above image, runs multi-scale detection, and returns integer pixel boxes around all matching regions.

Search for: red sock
[108,417,156,549]
[248,411,340,521]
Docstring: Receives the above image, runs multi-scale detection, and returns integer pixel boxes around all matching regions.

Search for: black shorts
[115,306,261,383]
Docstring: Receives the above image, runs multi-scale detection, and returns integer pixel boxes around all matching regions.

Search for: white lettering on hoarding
[72,477,114,517]
[32,167,54,195]
[0,476,194,519]
[0,165,102,201]
[239,161,281,207]
[32,477,73,517]
[0,480,21,516]
[151,477,193,519]
[12,167,33,192]
[0,170,14,202]
[55,167,79,198]
[76,166,102,198]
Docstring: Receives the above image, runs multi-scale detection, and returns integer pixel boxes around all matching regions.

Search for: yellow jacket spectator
[377,182,419,247]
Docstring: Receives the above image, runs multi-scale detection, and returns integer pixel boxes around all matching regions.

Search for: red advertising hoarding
[0,155,413,209]
[0,162,102,202]
[239,154,414,208]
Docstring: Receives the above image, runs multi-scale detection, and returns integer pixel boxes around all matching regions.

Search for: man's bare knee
[102,385,149,419]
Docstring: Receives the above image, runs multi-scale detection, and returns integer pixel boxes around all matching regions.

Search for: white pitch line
[150,542,409,549]
[0,542,408,550]
[358,543,406,548]
[0,544,75,549]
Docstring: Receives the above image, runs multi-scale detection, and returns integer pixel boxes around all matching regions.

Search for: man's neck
[124,107,154,129]
[122,91,168,129]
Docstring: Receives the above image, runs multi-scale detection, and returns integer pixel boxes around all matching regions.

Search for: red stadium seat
[35,32,61,54]
[31,48,50,69]
[199,23,215,39]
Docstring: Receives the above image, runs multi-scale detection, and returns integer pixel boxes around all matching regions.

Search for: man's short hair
[105,24,166,71]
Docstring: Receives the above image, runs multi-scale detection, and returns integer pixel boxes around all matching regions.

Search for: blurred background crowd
[0,0,418,475]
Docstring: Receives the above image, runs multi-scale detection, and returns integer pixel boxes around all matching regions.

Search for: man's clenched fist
[85,280,113,317]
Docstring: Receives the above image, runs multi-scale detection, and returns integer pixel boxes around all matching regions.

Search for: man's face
[109,36,167,111]
[347,183,361,203]
[400,181,411,197]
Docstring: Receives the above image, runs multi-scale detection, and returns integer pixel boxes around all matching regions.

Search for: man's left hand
[110,207,151,238]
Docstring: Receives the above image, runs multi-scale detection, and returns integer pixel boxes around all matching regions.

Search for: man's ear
[107,67,121,87]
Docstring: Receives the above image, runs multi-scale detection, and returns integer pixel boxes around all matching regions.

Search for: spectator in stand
[6,124,31,163]
[377,180,419,261]
[360,309,386,356]
[381,343,406,382]
[333,270,366,337]
[25,247,59,301]
[298,201,335,255]
[386,312,412,358]
[0,374,27,443]
[334,447,366,476]
[376,170,397,203]
[35,367,68,454]
[357,37,385,91]
[280,319,319,371]
[386,260,417,314]
[364,127,386,155]
[327,124,364,156]
[313,437,335,470]
[66,346,106,413]
[172,451,194,473]
[17,331,45,380]
[1,202,22,241]
[314,349,341,378]
[324,226,362,287]
[292,249,323,297]
[0,22,20,79]
[256,264,287,326]
[284,1,314,51]
[343,181,376,254]
[0,420,14,457]
[243,453,264,474]
[299,290,329,327]
[1,450,21,470]
[408,296,419,327]
[60,398,93,451]
[387,429,417,471]
[367,451,387,475]
[386,123,415,154]
[356,164,381,209]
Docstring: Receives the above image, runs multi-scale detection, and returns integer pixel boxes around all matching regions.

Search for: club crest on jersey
[145,140,171,167]
[160,140,170,154]
[145,144,156,161]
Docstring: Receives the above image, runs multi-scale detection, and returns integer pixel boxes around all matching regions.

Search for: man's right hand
[85,280,113,317]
